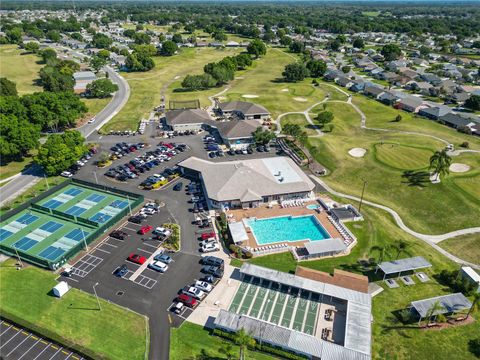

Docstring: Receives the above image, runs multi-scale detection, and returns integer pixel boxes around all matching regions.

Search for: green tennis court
[0,180,142,269]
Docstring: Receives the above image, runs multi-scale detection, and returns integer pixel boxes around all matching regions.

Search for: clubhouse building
[179,156,315,209]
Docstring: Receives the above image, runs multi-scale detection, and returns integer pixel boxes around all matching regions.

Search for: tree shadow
[401,170,430,187]
[271,77,286,83]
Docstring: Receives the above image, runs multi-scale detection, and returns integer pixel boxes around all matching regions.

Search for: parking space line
[136,248,153,254]
[6,333,31,357]
[102,242,117,248]
[107,236,124,242]
[142,242,159,249]
[49,346,63,360]
[17,338,41,360]
[122,226,138,232]
[0,328,21,349]
[1,324,12,335]
[95,247,111,254]
[33,342,51,360]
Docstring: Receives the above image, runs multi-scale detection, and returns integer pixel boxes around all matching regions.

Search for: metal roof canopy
[377,256,431,275]
[228,221,249,244]
[304,238,347,255]
[411,293,472,318]
[214,310,371,360]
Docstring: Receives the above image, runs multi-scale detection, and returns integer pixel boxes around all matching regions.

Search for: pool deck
[227,201,342,250]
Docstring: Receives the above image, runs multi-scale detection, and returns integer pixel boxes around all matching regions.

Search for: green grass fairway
[373,142,433,170]
[170,322,274,360]
[0,260,148,360]
[280,113,318,136]
[102,48,241,132]
[439,234,480,265]
[0,45,43,94]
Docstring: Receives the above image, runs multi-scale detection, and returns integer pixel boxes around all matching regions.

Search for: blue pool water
[246,216,330,245]
[306,204,319,210]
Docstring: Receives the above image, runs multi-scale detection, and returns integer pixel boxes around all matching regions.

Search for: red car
[177,294,198,308]
[165,143,174,149]
[127,253,146,265]
[138,225,153,235]
[201,232,215,240]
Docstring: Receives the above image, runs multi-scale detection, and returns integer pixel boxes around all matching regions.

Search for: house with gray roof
[363,84,385,99]
[210,120,260,149]
[419,104,452,120]
[217,101,270,120]
[163,109,212,132]
[439,113,480,135]
[178,156,315,209]
[396,96,425,113]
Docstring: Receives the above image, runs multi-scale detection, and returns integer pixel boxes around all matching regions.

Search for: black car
[128,216,143,224]
[116,174,128,182]
[105,170,117,178]
[173,182,183,191]
[110,230,128,240]
[202,256,224,268]
[113,264,128,278]
[201,275,220,285]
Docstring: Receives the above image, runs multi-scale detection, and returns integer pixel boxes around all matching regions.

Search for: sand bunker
[293,97,308,102]
[348,148,367,158]
[242,94,259,98]
[281,88,289,92]
[235,76,245,80]
[174,75,181,80]
[449,163,470,173]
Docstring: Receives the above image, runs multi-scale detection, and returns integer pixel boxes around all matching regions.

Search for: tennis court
[0,180,142,269]
[228,275,322,336]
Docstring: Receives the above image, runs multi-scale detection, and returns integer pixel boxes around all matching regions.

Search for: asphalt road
[0,164,45,207]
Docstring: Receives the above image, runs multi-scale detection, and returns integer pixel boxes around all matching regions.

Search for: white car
[195,280,213,293]
[199,238,216,247]
[201,242,220,253]
[88,117,96,124]
[76,160,85,167]
[154,227,171,237]
[61,171,73,178]
[182,286,205,300]
[141,207,156,215]
[148,260,168,272]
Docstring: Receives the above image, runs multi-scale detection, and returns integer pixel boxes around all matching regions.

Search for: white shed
[53,281,70,298]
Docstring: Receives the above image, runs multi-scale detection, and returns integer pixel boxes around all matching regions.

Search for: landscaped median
[0,259,148,360]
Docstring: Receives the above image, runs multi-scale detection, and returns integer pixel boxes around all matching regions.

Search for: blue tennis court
[16,214,39,225]
[65,228,89,241]
[89,212,112,224]
[38,246,66,261]
[64,188,83,196]
[0,229,13,242]
[40,221,63,233]
[65,206,87,217]
[13,237,38,251]
[110,200,129,209]
[42,199,63,209]
[86,194,106,203]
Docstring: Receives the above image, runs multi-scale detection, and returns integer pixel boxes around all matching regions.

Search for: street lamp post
[14,247,23,268]
[359,180,367,213]
[80,227,88,251]
[93,282,102,311]
[93,171,98,185]
[127,195,132,216]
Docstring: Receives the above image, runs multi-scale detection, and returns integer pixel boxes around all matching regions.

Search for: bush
[244,251,253,259]
[163,223,180,250]
[460,142,469,148]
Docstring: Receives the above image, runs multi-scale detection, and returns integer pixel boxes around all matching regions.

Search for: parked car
[139,225,153,235]
[201,232,216,240]
[195,280,213,293]
[201,242,220,253]
[148,261,169,272]
[128,216,143,224]
[176,294,198,308]
[201,265,223,278]
[153,227,171,237]
[127,253,147,265]
[113,264,128,278]
[141,207,156,215]
[182,286,205,300]
[200,275,220,285]
[60,171,73,178]
[110,230,128,240]
[173,182,183,191]
[171,301,184,314]
[199,238,216,247]
[153,253,173,264]
[201,256,224,268]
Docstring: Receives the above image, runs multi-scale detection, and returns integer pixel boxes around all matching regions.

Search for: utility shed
[52,281,70,298]
[376,256,432,279]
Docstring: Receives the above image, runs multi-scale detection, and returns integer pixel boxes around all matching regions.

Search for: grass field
[234,204,480,360]
[0,45,43,94]
[81,98,111,118]
[170,322,274,360]
[439,234,480,265]
[280,113,318,136]
[0,151,36,180]
[102,47,241,132]
[0,259,148,360]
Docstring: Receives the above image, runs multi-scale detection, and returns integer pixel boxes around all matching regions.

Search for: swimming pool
[246,215,330,245]
[306,204,319,210]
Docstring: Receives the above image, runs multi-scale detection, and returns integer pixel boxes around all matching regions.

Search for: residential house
[73,71,97,94]
[324,70,342,82]
[421,73,442,86]
[349,79,366,92]
[448,92,471,105]
[387,59,407,71]
[363,84,385,99]
[418,104,452,120]
[438,113,480,135]
[336,76,353,88]
[396,96,424,113]
[378,91,400,105]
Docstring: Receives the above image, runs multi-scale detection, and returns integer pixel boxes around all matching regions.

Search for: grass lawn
[236,204,480,360]
[0,259,148,360]
[170,322,274,360]
[0,45,43,94]
[0,151,36,180]
[439,234,480,265]
[280,113,318,136]
[81,98,111,117]
[102,47,241,132]
[305,98,480,235]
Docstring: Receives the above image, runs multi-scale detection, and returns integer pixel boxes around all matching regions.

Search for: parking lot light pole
[93,171,98,185]
[80,227,88,252]
[14,248,24,268]
[93,282,102,311]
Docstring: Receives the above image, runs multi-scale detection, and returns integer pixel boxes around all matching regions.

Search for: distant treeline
[1,2,479,37]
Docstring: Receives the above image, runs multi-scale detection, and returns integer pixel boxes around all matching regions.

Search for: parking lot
[0,320,84,360]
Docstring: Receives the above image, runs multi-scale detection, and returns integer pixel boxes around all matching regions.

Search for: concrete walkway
[310,175,480,269]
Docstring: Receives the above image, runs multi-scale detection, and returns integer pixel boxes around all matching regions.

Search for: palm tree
[425,300,444,325]
[219,344,235,360]
[392,240,410,260]
[429,149,452,181]
[234,328,256,360]
[371,245,391,265]
[467,292,480,319]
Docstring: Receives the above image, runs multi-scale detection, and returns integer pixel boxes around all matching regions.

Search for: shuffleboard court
[281,292,297,328]
[229,281,248,313]
[249,281,270,318]
[238,283,258,315]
